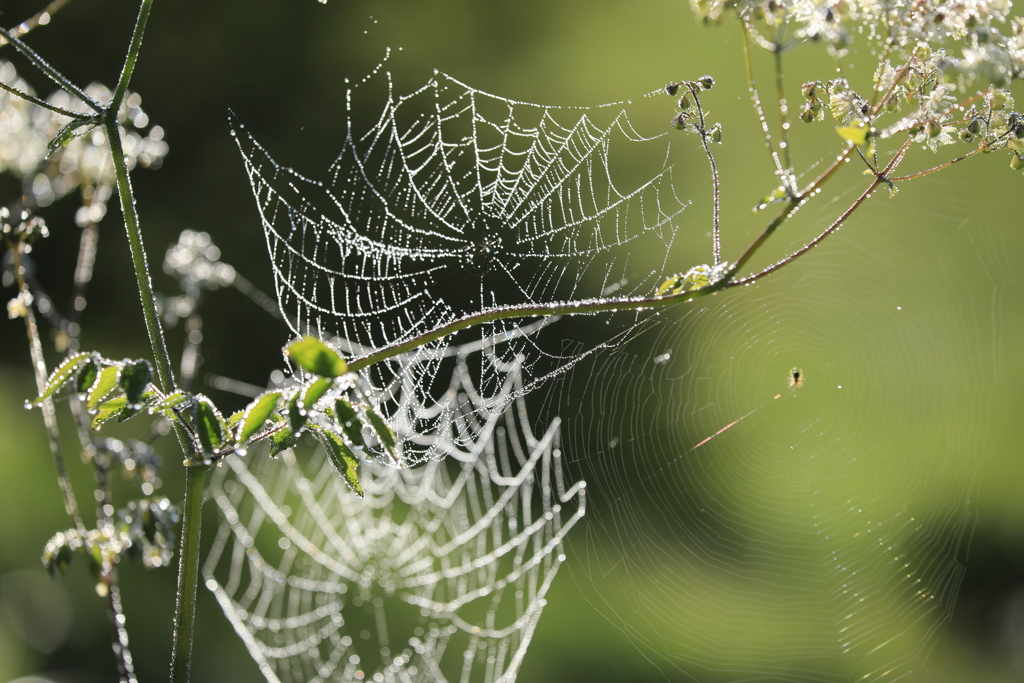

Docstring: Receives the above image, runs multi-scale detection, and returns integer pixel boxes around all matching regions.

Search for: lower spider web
[203,355,584,683]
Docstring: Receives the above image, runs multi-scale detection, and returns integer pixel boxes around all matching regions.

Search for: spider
[788,367,804,389]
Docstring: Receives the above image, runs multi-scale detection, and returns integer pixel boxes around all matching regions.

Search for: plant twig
[7,242,88,539]
[107,581,140,683]
[0,78,83,118]
[741,21,787,187]
[690,87,722,266]
[0,26,100,111]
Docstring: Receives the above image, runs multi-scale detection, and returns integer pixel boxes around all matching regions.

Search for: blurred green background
[2,0,1024,681]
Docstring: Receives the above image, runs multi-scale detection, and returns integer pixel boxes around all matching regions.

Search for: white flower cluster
[0,60,168,217]
[164,229,236,293]
[692,0,1024,88]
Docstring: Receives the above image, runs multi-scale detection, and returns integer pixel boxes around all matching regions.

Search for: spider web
[209,51,688,682]
[213,43,1006,683]
[202,351,585,683]
[229,49,688,464]
[540,191,1007,682]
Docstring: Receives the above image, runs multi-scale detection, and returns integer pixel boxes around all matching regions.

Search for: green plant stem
[0,79,83,118]
[169,464,208,683]
[741,23,786,185]
[105,0,171,394]
[9,244,88,540]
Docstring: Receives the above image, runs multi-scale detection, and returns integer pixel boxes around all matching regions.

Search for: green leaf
[313,428,363,498]
[836,123,870,146]
[118,359,152,408]
[364,406,397,458]
[151,389,192,411]
[45,542,73,577]
[31,352,93,405]
[76,357,99,395]
[92,395,128,429]
[87,365,122,411]
[303,377,333,410]
[288,391,307,433]
[334,399,366,448]
[237,391,282,443]
[270,426,297,457]
[194,398,226,456]
[285,337,348,377]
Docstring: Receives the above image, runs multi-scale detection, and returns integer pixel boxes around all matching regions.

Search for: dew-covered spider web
[203,348,584,683]
[228,49,688,464]
[210,48,1009,683]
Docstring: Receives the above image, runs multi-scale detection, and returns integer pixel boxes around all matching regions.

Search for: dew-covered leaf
[31,352,93,405]
[87,365,122,411]
[837,123,870,146]
[302,377,333,410]
[270,426,297,457]
[194,398,226,456]
[288,391,307,433]
[285,337,348,377]
[149,390,190,416]
[313,427,363,498]
[364,406,397,458]
[119,359,153,408]
[92,395,128,429]
[76,357,99,395]
[334,398,366,449]
[237,391,282,443]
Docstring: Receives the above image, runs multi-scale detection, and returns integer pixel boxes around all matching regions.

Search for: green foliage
[285,336,349,377]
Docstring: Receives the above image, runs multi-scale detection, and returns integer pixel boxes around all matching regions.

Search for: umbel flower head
[691,0,1024,89]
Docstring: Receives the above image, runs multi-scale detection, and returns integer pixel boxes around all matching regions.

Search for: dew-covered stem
[741,22,786,184]
[169,464,208,683]
[6,242,88,540]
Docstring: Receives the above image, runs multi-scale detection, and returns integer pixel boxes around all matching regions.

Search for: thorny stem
[169,464,209,683]
[0,0,75,46]
[7,243,88,539]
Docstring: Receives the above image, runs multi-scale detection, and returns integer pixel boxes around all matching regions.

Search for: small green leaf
[149,391,190,416]
[313,428,363,498]
[119,359,153,408]
[364,406,397,458]
[194,398,225,456]
[45,542,73,577]
[87,365,122,411]
[288,391,307,433]
[76,357,99,395]
[836,123,870,146]
[303,377,333,410]
[334,399,366,448]
[270,426,297,457]
[285,337,348,377]
[31,352,93,405]
[237,391,282,443]
[92,396,128,429]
